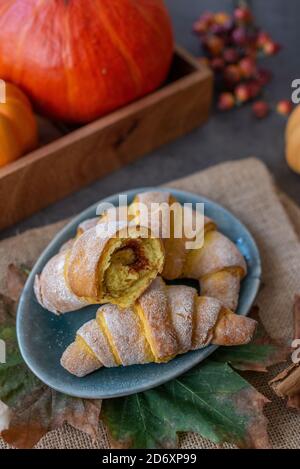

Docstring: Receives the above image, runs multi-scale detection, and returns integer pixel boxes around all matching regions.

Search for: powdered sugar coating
[77,217,99,234]
[59,218,99,255]
[98,304,150,366]
[200,270,241,311]
[34,252,89,315]
[138,277,178,360]
[61,279,257,376]
[167,285,196,353]
[136,191,171,207]
[192,297,223,349]
[184,230,247,279]
[213,312,257,346]
[60,341,101,378]
[59,238,75,254]
[78,319,116,367]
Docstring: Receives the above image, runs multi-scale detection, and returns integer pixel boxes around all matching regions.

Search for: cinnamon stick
[270,363,300,397]
[269,294,300,403]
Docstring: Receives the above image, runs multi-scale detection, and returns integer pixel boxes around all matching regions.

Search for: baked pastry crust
[35,191,247,314]
[129,192,247,311]
[35,221,165,312]
[61,278,257,377]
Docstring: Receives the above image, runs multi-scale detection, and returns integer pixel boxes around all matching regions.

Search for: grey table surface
[1,0,300,240]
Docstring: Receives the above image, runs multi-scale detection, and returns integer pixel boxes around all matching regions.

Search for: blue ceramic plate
[17,188,261,399]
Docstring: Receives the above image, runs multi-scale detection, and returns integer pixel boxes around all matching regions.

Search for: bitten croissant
[61,277,257,377]
[35,191,247,314]
[113,191,247,311]
[34,221,164,313]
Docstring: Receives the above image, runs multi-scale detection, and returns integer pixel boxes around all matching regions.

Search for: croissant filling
[102,237,163,305]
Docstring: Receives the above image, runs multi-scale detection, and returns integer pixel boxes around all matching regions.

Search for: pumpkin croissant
[61,277,257,377]
[35,191,247,314]
[115,191,247,311]
[34,221,164,313]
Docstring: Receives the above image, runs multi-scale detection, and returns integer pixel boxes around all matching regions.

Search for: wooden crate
[0,46,213,231]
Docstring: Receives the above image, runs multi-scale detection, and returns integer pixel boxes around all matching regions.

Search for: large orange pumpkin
[0,81,38,168]
[0,0,174,123]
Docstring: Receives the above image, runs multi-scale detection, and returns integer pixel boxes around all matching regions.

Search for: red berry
[224,64,242,84]
[218,92,235,111]
[276,100,293,116]
[214,12,231,26]
[232,27,248,46]
[210,23,226,35]
[256,31,271,48]
[204,35,225,56]
[248,80,262,99]
[257,68,272,86]
[244,45,258,59]
[193,12,215,35]
[239,57,257,79]
[263,41,281,56]
[234,7,253,24]
[200,11,215,24]
[235,83,251,103]
[193,20,208,35]
[223,47,240,64]
[252,101,269,119]
[210,57,225,71]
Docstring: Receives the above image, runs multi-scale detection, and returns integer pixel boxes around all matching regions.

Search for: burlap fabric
[0,158,299,449]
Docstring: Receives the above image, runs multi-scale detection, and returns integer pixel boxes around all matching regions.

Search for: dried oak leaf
[0,323,102,448]
[0,263,29,325]
[2,387,102,448]
[0,400,10,431]
[6,263,29,303]
[102,361,270,449]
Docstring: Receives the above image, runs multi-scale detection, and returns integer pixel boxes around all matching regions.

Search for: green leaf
[0,325,39,407]
[102,360,270,449]
[0,324,102,448]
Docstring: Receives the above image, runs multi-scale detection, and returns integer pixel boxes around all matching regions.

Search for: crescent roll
[61,277,257,377]
[127,192,247,311]
[35,221,164,313]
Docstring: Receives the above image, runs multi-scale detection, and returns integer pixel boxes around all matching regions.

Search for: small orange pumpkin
[285,104,300,174]
[0,81,38,168]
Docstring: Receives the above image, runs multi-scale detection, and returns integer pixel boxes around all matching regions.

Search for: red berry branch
[193,2,292,118]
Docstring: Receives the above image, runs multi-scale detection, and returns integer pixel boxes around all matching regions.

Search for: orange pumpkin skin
[0,0,174,123]
[0,82,38,168]
[0,114,23,167]
[286,105,300,174]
